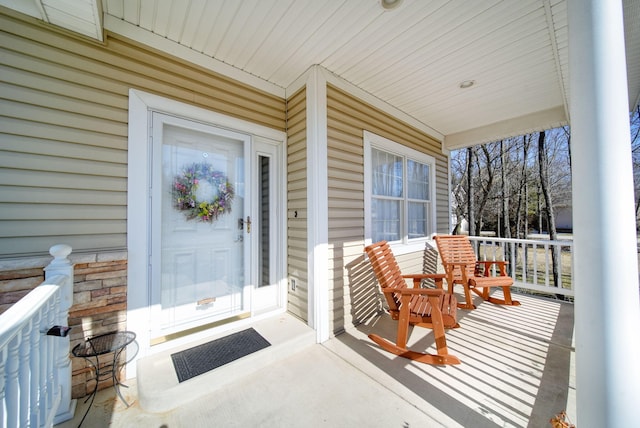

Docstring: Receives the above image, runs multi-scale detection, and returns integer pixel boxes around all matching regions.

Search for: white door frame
[126,89,287,377]
[250,138,287,314]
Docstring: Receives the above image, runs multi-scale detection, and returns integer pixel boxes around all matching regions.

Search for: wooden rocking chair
[364,241,460,365]
[434,235,520,309]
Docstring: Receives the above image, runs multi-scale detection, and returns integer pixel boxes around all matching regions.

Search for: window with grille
[364,131,435,247]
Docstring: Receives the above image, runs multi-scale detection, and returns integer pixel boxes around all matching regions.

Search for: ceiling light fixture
[459,80,476,89]
[380,0,403,10]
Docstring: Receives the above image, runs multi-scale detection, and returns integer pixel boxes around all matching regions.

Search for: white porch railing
[467,236,574,298]
[0,245,76,428]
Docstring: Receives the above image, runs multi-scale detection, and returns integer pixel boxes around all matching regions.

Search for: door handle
[238,216,251,233]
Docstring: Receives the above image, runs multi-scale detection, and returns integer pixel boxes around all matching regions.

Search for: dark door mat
[171,328,271,383]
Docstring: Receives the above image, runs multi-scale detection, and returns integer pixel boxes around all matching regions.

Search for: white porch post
[568,0,640,426]
[306,66,330,343]
[45,244,76,424]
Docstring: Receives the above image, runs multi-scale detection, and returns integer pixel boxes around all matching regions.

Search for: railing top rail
[466,236,574,247]
[0,283,60,349]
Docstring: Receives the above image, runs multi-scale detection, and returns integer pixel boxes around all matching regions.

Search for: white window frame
[364,130,436,256]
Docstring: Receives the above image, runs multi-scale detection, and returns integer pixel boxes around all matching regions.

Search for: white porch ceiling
[3,0,639,148]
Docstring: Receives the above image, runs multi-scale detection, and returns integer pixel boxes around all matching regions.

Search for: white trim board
[444,106,568,150]
[304,67,330,344]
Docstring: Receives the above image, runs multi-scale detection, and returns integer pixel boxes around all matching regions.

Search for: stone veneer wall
[68,252,128,399]
[0,250,128,399]
[0,265,44,314]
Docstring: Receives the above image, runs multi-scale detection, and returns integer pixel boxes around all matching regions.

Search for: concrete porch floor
[55,291,575,427]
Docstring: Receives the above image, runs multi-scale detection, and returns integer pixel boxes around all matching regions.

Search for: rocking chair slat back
[434,236,477,280]
[364,241,406,312]
[363,240,461,365]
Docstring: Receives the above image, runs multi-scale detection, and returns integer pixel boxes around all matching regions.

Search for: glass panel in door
[151,113,250,337]
[259,154,270,287]
[251,139,283,313]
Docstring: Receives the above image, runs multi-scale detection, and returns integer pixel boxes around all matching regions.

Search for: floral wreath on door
[172,162,234,222]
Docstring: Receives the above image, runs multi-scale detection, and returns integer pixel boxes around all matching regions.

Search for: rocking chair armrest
[476,260,509,267]
[401,273,446,280]
[382,287,444,296]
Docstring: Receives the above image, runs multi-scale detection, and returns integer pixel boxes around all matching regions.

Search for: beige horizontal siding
[286,87,308,322]
[1,169,126,193]
[0,220,125,237]
[326,84,448,332]
[0,134,127,163]
[0,186,126,205]
[0,235,126,257]
[0,82,128,124]
[0,203,125,220]
[0,151,127,178]
[1,117,128,150]
[0,63,128,109]
[0,11,285,257]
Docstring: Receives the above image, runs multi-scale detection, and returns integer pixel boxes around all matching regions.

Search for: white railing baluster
[557,243,564,288]
[545,243,550,287]
[571,247,575,290]
[533,242,538,286]
[30,310,42,428]
[38,307,48,424]
[50,289,64,425]
[42,301,55,421]
[19,322,32,427]
[39,304,49,426]
[48,297,57,421]
[522,243,528,283]
[509,241,516,277]
[6,336,20,428]
[1,348,6,426]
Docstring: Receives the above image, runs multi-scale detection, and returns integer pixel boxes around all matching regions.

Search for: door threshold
[150,312,251,346]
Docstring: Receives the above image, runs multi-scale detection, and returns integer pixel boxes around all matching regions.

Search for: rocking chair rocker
[364,241,460,365]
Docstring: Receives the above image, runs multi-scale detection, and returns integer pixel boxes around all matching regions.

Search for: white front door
[150,113,252,340]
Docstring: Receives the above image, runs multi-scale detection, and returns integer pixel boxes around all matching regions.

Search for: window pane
[372,198,401,242]
[259,155,270,287]
[372,148,403,197]
[407,159,429,200]
[408,202,429,239]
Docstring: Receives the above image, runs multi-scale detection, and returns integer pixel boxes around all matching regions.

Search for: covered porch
[0,0,639,426]
[55,290,575,427]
